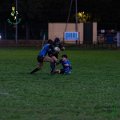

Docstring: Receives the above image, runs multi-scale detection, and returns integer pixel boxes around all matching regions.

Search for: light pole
[75,0,78,45]
[75,0,78,32]
[15,0,18,46]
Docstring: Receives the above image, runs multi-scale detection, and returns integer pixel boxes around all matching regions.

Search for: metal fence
[0,21,48,40]
[0,21,120,48]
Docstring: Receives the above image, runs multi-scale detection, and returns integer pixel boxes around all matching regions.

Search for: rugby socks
[30,68,39,74]
[50,62,56,73]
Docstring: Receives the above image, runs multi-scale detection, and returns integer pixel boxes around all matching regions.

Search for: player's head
[54,37,63,50]
[47,39,53,44]
[62,54,68,61]
[54,37,60,43]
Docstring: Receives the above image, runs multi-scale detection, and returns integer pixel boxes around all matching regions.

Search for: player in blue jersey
[47,37,65,74]
[54,54,72,74]
[30,39,57,74]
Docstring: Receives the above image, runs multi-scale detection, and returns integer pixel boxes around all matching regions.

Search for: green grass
[0,47,120,120]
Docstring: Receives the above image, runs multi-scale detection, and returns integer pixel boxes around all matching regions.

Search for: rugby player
[54,54,72,74]
[30,39,57,74]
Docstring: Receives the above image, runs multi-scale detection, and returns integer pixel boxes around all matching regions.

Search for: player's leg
[53,69,64,74]
[43,56,56,73]
[50,56,58,73]
[43,56,53,62]
[30,56,44,74]
[53,69,60,74]
[59,69,65,74]
[51,56,58,62]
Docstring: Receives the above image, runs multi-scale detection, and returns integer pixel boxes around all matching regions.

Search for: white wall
[48,22,97,44]
[93,22,97,44]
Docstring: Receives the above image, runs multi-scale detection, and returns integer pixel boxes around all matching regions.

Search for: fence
[0,40,42,47]
[0,21,48,40]
[0,21,119,48]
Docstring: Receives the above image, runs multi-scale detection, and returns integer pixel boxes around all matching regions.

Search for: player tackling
[30,39,57,74]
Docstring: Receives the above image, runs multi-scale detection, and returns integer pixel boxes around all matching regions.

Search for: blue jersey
[61,60,72,74]
[38,44,51,57]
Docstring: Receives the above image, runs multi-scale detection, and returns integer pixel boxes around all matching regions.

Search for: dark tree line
[0,0,119,23]
[0,0,120,40]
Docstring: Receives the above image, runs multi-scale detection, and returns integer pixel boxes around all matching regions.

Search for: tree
[77,12,91,23]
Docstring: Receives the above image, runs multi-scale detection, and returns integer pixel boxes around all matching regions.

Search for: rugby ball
[54,47,60,52]
[62,46,65,50]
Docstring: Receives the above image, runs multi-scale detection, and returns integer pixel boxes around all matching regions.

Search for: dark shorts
[54,53,59,58]
[37,56,44,63]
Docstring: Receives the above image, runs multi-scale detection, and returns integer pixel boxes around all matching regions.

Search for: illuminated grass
[0,47,120,120]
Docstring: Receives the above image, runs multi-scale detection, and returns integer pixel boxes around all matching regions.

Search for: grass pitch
[0,47,120,120]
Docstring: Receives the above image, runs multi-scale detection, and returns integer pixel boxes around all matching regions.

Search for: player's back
[38,44,50,57]
[62,60,72,73]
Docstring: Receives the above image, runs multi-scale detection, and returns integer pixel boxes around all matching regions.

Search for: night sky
[0,0,120,29]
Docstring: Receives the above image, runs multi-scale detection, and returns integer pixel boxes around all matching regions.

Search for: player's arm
[64,61,72,69]
[59,43,65,51]
[64,63,70,66]
[47,45,54,56]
